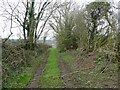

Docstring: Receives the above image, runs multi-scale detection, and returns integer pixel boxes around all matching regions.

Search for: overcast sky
[0,0,119,40]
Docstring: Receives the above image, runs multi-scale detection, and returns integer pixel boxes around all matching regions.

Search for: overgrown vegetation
[1,0,119,88]
[53,1,118,62]
[58,51,72,62]
[2,40,50,88]
[58,49,118,88]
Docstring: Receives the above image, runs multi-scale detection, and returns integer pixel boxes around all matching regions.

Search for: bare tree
[1,0,20,43]
[1,0,59,50]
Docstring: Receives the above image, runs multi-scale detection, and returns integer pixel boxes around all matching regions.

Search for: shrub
[2,41,51,87]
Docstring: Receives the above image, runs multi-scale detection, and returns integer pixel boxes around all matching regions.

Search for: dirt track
[58,51,98,88]
[27,61,47,88]
[26,52,48,88]
[58,51,118,88]
[26,50,118,88]
[58,59,80,88]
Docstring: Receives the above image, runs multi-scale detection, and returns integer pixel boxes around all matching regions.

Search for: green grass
[59,52,72,62]
[39,48,63,88]
[3,69,32,88]
[3,53,45,88]
[5,72,32,88]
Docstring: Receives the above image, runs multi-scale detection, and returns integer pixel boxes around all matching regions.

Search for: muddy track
[58,51,98,88]
[58,59,80,88]
[26,52,48,88]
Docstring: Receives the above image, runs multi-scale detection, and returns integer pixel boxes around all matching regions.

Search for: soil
[26,52,48,88]
[58,51,98,88]
[58,58,81,88]
[58,50,118,88]
[74,51,97,70]
[26,49,118,88]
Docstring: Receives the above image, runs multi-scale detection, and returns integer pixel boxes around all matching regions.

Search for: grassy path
[39,48,63,88]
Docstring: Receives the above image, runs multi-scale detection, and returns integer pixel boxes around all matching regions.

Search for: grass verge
[3,53,46,88]
[39,48,63,88]
[77,61,118,88]
[58,51,72,62]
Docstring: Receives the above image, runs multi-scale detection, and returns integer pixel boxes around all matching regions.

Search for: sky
[0,0,119,40]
